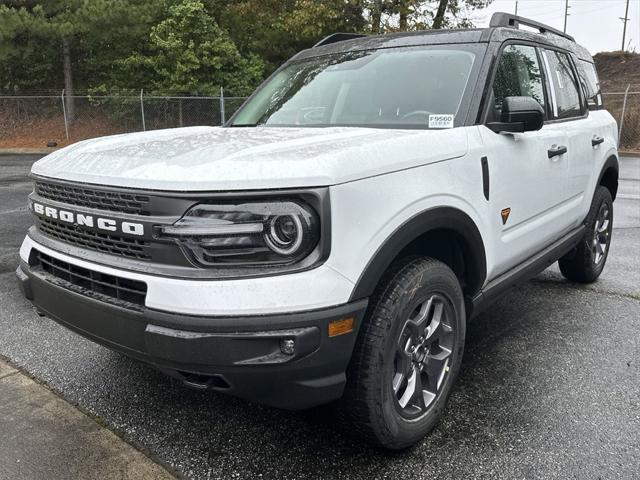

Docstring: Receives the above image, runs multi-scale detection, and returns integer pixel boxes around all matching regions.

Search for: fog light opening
[280,338,296,356]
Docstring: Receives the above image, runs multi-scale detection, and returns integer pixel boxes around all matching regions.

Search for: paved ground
[0,359,176,480]
[0,154,638,479]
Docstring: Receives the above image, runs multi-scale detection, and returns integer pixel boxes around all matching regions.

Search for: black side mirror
[487,96,544,133]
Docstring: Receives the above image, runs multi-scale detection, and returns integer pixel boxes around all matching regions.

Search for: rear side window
[577,60,602,109]
[491,44,545,120]
[541,49,583,119]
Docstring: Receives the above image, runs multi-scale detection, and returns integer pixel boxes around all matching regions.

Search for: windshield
[230,45,480,129]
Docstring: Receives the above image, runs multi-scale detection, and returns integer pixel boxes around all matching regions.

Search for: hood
[31,126,469,191]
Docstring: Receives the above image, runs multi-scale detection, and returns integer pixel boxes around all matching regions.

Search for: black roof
[294,12,592,63]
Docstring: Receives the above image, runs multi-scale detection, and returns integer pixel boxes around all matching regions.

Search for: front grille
[33,251,147,308]
[35,181,151,216]
[38,217,151,260]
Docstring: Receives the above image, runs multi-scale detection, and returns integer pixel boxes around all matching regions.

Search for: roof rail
[489,12,575,42]
[314,33,367,48]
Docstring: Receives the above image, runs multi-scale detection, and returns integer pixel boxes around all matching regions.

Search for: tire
[559,186,613,283]
[339,256,466,450]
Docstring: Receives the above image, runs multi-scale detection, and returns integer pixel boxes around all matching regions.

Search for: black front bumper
[16,262,368,410]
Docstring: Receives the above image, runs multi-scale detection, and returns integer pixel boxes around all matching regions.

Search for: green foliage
[369,0,492,32]
[211,0,367,73]
[0,0,169,92]
[107,0,264,95]
[0,2,56,91]
[0,0,491,95]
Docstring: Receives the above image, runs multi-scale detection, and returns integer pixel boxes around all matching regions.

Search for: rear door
[571,58,611,218]
[480,43,570,276]
[539,48,594,226]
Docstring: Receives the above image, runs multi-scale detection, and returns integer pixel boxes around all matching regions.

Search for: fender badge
[501,208,511,225]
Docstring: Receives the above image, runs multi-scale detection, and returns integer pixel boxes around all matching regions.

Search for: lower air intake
[32,251,147,309]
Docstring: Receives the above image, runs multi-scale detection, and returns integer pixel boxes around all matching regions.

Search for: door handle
[591,135,604,147]
[547,144,567,158]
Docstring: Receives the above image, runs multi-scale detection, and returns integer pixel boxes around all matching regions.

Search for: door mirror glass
[487,96,544,133]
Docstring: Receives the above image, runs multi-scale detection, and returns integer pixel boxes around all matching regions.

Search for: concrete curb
[0,148,58,155]
[0,357,178,480]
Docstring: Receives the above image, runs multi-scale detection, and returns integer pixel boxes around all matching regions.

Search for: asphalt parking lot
[0,154,638,479]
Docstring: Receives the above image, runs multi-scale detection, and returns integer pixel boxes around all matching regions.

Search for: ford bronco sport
[17,13,619,449]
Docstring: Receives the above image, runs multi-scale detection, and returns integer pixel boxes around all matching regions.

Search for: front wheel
[559,186,613,283]
[339,257,465,450]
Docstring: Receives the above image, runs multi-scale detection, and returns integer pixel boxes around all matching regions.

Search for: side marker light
[328,317,355,338]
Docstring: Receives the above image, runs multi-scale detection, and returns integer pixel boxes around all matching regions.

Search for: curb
[0,148,57,155]
[0,355,179,479]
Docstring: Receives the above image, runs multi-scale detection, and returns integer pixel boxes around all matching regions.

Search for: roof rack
[314,33,367,48]
[489,12,575,42]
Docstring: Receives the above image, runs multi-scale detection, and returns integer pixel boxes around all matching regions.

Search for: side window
[577,59,603,109]
[541,49,582,119]
[492,44,545,120]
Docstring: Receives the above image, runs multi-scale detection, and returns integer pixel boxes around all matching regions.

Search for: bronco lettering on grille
[31,202,144,236]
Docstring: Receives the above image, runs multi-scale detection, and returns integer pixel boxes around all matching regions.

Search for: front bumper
[16,261,368,410]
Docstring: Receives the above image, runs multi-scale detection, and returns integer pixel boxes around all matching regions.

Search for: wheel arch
[598,155,619,200]
[348,207,487,303]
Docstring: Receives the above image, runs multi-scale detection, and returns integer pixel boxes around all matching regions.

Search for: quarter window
[541,49,582,119]
[492,44,545,120]
[577,59,602,108]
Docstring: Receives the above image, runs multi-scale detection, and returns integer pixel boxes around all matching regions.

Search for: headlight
[159,200,320,268]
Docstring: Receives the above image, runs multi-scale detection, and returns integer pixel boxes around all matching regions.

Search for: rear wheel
[340,257,465,450]
[559,186,613,283]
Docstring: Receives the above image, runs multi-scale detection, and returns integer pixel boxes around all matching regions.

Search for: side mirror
[487,96,544,133]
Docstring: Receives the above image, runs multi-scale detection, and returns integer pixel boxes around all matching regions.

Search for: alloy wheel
[592,202,611,265]
[392,294,455,419]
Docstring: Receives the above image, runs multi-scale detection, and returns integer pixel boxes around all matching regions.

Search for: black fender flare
[348,207,487,301]
[597,155,619,200]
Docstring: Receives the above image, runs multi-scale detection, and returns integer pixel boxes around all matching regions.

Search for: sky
[471,0,640,54]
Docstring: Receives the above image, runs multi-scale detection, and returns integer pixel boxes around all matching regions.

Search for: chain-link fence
[1,90,639,152]
[0,91,247,149]
[602,88,640,152]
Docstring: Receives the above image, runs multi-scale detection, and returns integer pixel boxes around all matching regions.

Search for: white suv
[17,13,619,449]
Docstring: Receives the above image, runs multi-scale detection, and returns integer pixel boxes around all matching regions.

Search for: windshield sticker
[428,114,455,129]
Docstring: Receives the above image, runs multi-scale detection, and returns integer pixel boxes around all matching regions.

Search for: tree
[110,0,264,95]
[0,4,58,93]
[432,0,491,29]
[381,0,491,32]
[210,0,367,73]
[370,0,384,33]
[0,0,493,101]
[0,0,167,118]
[432,0,449,29]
